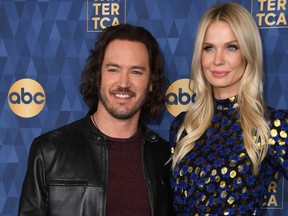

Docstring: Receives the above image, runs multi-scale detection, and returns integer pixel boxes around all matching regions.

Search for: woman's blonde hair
[172,3,270,175]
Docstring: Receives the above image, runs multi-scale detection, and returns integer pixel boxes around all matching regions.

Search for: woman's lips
[211,70,228,78]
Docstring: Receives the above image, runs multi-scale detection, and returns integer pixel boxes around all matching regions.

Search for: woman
[169,3,288,215]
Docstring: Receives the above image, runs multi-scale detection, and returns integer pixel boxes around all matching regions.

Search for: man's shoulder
[142,125,168,144]
[34,116,90,145]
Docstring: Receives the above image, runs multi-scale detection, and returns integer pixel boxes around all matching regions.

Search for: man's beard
[98,86,150,120]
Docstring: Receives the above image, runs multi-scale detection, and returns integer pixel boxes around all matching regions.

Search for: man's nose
[118,72,131,88]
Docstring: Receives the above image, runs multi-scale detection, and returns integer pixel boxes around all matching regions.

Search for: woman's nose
[214,50,224,65]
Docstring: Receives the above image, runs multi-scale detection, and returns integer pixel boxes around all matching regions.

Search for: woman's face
[201,20,246,99]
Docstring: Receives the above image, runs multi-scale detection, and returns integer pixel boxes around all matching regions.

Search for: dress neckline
[214,96,239,111]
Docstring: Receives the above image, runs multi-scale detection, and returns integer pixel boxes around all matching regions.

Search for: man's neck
[92,110,140,139]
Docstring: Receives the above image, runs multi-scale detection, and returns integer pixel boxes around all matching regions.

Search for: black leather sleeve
[18,138,48,216]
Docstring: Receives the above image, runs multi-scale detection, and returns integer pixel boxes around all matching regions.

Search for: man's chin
[109,108,140,120]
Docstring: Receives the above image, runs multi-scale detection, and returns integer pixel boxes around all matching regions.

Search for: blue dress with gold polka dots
[169,97,288,215]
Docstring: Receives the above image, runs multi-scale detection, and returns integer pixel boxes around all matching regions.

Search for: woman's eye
[203,45,214,52]
[227,45,238,52]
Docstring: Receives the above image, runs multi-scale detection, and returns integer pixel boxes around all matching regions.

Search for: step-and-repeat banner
[0,0,287,215]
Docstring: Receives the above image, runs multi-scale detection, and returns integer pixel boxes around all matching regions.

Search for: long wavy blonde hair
[172,3,270,175]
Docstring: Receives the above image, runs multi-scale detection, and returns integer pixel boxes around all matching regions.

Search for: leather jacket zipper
[104,143,109,216]
[141,139,154,216]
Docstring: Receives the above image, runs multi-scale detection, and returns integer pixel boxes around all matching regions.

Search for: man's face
[98,39,152,120]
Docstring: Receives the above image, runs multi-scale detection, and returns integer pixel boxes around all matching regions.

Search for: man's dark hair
[79,23,165,120]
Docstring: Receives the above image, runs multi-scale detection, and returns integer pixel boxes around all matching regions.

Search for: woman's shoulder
[268,107,288,122]
[267,107,288,135]
[266,107,288,178]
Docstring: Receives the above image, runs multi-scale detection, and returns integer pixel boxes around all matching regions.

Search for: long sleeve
[268,109,288,177]
[18,138,48,216]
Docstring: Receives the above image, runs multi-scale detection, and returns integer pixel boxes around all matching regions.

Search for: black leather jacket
[18,115,173,216]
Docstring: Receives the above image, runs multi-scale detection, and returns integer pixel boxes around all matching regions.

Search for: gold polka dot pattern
[169,97,288,215]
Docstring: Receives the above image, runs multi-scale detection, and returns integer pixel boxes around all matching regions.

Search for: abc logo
[8,78,46,118]
[165,78,194,117]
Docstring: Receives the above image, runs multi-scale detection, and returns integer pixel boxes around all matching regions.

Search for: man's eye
[108,68,118,72]
[131,70,143,75]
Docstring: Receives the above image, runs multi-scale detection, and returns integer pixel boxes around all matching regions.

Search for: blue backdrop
[0,0,287,215]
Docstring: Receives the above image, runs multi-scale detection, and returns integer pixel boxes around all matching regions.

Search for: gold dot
[239,153,246,160]
[230,170,237,178]
[233,103,239,109]
[188,166,193,173]
[220,181,226,188]
[237,177,242,184]
[274,119,281,127]
[271,129,278,137]
[245,160,251,166]
[279,140,286,146]
[221,191,227,198]
[280,131,287,138]
[224,209,230,215]
[221,167,228,175]
[227,196,235,204]
[199,184,205,190]
[278,157,284,164]
[211,169,217,176]
[229,160,236,167]
[200,171,205,178]
[201,195,207,202]
[238,165,244,172]
[269,138,275,145]
[229,184,234,191]
[241,187,247,193]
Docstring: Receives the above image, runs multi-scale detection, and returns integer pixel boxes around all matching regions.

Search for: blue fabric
[169,96,288,215]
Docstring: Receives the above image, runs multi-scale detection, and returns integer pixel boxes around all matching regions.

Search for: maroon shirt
[105,127,151,216]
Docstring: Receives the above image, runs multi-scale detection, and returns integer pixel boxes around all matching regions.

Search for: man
[19,24,173,216]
